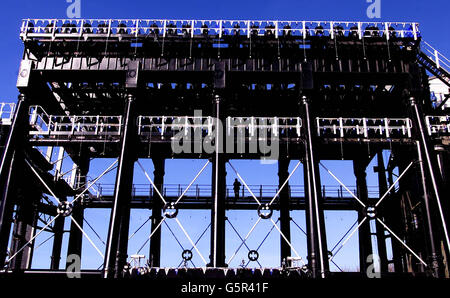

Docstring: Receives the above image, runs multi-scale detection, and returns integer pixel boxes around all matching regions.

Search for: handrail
[425,115,450,136]
[316,117,412,139]
[138,116,302,139]
[28,105,122,137]
[25,107,447,141]
[422,41,450,73]
[87,183,381,199]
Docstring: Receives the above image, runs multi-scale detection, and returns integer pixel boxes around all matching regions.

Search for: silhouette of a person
[233,178,242,199]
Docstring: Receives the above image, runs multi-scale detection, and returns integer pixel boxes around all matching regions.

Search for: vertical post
[353,158,373,274]
[386,159,406,273]
[278,157,291,265]
[302,96,328,278]
[434,147,450,276]
[0,151,17,268]
[9,175,40,271]
[374,151,389,273]
[209,94,227,268]
[103,94,137,278]
[50,212,65,270]
[51,147,67,270]
[149,157,165,267]
[66,155,90,268]
[416,141,442,277]
[0,94,29,267]
[0,94,28,190]
[209,61,226,268]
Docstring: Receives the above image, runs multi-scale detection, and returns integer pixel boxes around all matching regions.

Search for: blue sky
[2,0,447,272]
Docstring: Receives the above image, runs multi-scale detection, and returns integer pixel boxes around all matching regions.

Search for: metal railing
[88,183,380,200]
[24,108,448,140]
[422,41,450,76]
[227,117,302,139]
[138,116,215,137]
[138,116,302,140]
[0,103,15,125]
[20,19,420,41]
[425,115,450,136]
[316,117,412,139]
[29,105,122,137]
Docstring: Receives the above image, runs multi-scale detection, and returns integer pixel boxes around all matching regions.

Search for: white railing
[138,116,215,137]
[227,117,302,139]
[0,103,15,125]
[29,105,122,137]
[316,117,412,139]
[20,19,420,41]
[138,116,302,139]
[425,115,450,136]
[422,41,450,75]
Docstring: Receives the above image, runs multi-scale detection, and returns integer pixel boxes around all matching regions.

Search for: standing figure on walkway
[233,178,242,199]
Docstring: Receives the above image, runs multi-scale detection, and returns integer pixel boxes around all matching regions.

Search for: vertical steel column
[149,158,165,267]
[209,94,227,268]
[0,94,28,194]
[209,61,227,268]
[210,154,227,268]
[9,178,40,271]
[50,212,65,270]
[0,151,17,268]
[435,147,450,276]
[386,161,405,272]
[51,147,67,270]
[66,155,90,268]
[302,96,328,278]
[374,151,389,273]
[353,159,373,274]
[416,141,442,277]
[408,97,450,264]
[278,158,291,265]
[0,94,29,267]
[104,94,136,278]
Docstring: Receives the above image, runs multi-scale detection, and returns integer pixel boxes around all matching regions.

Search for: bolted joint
[163,202,179,219]
[213,94,221,104]
[364,205,377,219]
[248,250,259,262]
[127,94,136,102]
[182,249,193,261]
[408,96,416,106]
[18,93,27,102]
[257,203,273,219]
[301,95,309,105]
[57,201,73,217]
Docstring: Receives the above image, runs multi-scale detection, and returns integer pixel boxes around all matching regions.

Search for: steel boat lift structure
[0,19,449,279]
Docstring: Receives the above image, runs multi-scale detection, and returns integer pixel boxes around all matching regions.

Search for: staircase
[418,41,450,88]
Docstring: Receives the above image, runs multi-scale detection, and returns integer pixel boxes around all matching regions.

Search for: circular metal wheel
[163,202,179,219]
[182,249,193,261]
[257,204,273,219]
[57,201,73,217]
[248,250,259,262]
